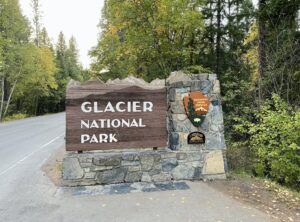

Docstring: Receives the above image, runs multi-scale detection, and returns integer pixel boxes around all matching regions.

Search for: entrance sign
[66,80,167,151]
[183,91,210,127]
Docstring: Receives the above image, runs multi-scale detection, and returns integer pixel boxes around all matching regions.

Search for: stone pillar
[167,72,226,180]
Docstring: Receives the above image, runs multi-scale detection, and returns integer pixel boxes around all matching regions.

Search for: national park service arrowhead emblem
[183,92,210,127]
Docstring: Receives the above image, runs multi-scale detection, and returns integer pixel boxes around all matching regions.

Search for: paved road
[0,113,274,222]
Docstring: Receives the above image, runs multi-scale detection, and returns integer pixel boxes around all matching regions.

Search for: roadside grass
[3,113,30,122]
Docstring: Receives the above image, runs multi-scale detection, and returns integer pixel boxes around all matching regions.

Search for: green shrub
[183,65,212,74]
[3,113,29,122]
[245,95,300,188]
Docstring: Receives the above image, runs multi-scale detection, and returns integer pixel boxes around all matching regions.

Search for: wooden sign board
[66,80,167,151]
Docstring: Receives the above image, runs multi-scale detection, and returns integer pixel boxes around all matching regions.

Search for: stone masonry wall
[62,72,226,186]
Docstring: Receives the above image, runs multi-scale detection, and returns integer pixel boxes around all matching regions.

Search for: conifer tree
[31,0,42,47]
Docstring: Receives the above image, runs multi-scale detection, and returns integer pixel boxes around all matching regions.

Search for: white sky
[19,0,257,69]
[20,0,105,68]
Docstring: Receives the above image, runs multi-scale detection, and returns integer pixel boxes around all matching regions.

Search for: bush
[244,95,300,188]
[3,113,29,122]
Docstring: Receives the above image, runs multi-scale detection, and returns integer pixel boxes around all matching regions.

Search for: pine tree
[66,36,81,80]
[40,27,52,48]
[31,0,42,47]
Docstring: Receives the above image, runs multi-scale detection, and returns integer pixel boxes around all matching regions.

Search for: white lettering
[99,134,108,143]
[132,101,141,112]
[81,120,90,129]
[104,102,115,112]
[81,134,90,143]
[81,102,92,113]
[144,102,153,112]
[111,119,121,128]
[109,134,118,143]
[116,102,126,112]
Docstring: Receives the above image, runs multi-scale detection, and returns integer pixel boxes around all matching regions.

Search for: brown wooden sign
[183,91,210,116]
[66,80,167,151]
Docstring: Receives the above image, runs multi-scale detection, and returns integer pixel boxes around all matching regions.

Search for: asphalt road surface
[0,113,274,222]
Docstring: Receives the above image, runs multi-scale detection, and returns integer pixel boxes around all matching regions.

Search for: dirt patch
[209,174,300,222]
[42,146,65,186]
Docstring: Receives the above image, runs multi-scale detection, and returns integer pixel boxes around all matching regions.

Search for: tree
[40,27,52,48]
[256,0,300,104]
[12,44,57,115]
[0,0,30,121]
[31,0,42,46]
[66,36,81,80]
[91,0,205,81]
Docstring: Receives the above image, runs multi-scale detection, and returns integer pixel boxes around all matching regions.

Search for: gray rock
[85,172,96,179]
[191,80,202,91]
[121,160,140,166]
[175,87,190,94]
[125,171,142,183]
[200,117,210,132]
[161,152,177,159]
[167,71,191,85]
[150,78,165,87]
[208,74,217,81]
[169,88,176,102]
[141,172,152,183]
[122,152,139,161]
[193,167,202,179]
[211,105,224,124]
[205,133,226,150]
[128,165,141,172]
[62,157,84,180]
[91,166,113,171]
[170,101,185,114]
[140,156,154,171]
[176,152,187,160]
[162,158,178,171]
[196,74,209,81]
[93,155,122,166]
[149,164,162,176]
[213,80,221,94]
[152,173,172,182]
[186,152,202,161]
[169,132,179,150]
[201,80,213,94]
[172,164,195,180]
[170,81,184,88]
[97,168,127,184]
[173,118,190,133]
[172,114,187,122]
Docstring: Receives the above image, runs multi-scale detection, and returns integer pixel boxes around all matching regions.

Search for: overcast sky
[20,0,104,68]
[20,0,257,69]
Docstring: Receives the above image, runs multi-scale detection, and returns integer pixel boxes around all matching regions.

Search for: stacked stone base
[62,148,226,186]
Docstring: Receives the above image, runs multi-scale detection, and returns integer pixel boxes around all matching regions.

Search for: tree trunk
[258,0,267,104]
[0,78,4,122]
[3,79,18,118]
[216,0,222,78]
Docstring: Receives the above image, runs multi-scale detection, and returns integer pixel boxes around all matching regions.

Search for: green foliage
[91,0,205,81]
[183,65,212,74]
[3,113,29,122]
[233,95,300,188]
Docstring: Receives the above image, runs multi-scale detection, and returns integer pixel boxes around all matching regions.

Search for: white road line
[0,135,63,176]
